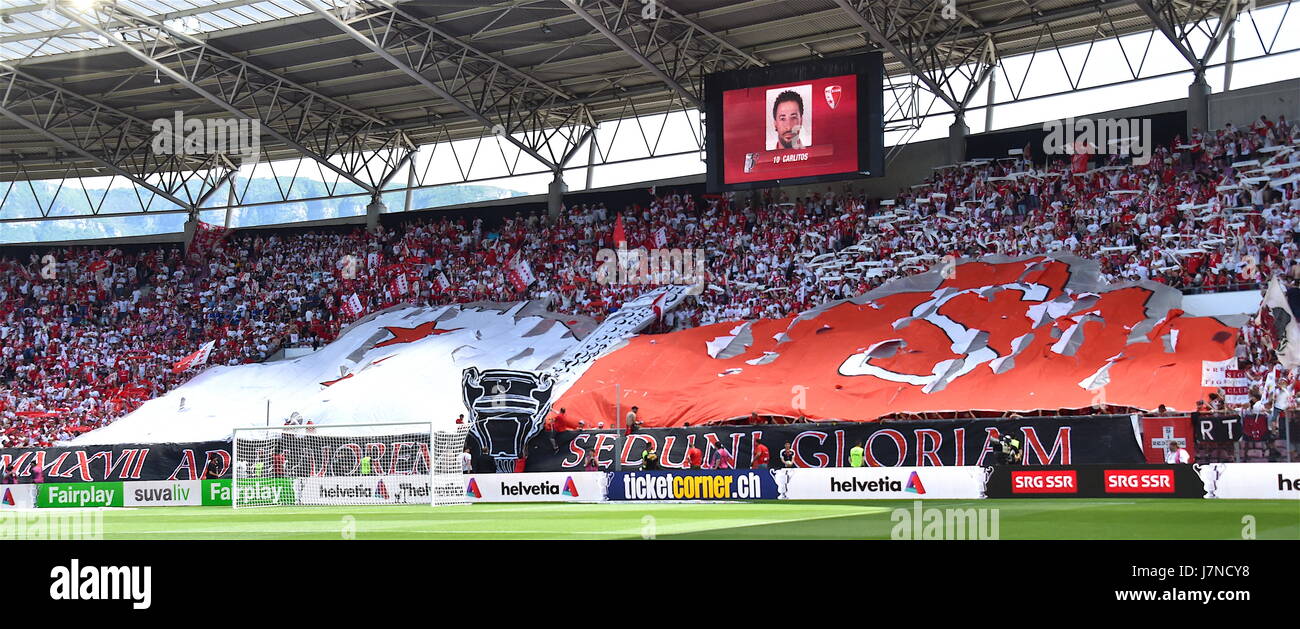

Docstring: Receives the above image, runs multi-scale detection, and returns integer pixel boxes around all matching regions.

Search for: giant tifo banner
[553,255,1238,426]
[0,441,231,484]
[525,416,1145,471]
[55,255,1232,475]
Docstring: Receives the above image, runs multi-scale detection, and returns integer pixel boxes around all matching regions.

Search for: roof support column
[949,118,969,164]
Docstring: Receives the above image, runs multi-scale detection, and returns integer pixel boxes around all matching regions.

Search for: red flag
[88,260,108,273]
[1071,153,1089,174]
[612,214,627,247]
[172,341,215,374]
[188,221,230,258]
[1070,140,1092,174]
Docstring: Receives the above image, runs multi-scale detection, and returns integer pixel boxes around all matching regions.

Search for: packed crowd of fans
[0,113,1297,449]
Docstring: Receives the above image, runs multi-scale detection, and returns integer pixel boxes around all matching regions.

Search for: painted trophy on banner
[462,367,556,473]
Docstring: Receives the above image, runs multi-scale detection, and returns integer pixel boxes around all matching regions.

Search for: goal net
[231,421,471,508]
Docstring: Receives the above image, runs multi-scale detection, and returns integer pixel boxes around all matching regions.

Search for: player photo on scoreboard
[715,71,861,187]
[765,84,812,151]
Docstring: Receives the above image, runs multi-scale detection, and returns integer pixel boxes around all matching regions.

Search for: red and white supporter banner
[654,227,669,249]
[188,221,230,257]
[507,255,535,292]
[341,293,365,318]
[1223,369,1249,405]
[1200,357,1237,387]
[172,341,215,374]
[434,272,452,293]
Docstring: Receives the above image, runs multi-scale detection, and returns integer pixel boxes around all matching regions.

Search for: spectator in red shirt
[686,444,703,470]
[542,408,563,452]
[751,441,770,469]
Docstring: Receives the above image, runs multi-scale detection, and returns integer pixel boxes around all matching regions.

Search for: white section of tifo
[70,288,686,446]
[69,302,588,445]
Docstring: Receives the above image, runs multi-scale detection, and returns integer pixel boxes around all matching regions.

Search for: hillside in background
[0,178,527,244]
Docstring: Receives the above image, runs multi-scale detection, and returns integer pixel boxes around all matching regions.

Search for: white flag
[1263,276,1300,368]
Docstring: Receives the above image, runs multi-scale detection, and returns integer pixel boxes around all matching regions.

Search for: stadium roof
[0,0,1285,208]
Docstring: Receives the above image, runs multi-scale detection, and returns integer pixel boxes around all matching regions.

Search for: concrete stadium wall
[1209,79,1300,130]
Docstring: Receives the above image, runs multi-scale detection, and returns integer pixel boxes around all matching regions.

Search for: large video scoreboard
[704,53,885,191]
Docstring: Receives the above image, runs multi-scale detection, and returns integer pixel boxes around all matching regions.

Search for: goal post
[231,421,471,508]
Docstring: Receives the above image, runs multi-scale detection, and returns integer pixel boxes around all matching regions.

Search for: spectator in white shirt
[1164,441,1191,464]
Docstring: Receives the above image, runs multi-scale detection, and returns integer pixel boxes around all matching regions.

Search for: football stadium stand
[1,114,1297,451]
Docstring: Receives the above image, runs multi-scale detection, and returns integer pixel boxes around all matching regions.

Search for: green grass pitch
[72,499,1300,540]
